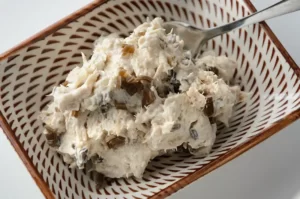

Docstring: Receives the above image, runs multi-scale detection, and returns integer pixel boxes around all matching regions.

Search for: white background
[0,0,299,198]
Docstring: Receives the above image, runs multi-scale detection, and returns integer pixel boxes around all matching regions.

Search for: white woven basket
[0,0,299,198]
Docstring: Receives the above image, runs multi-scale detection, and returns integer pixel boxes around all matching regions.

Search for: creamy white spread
[40,18,245,179]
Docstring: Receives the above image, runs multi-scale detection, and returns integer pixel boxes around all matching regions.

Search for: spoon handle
[204,0,300,41]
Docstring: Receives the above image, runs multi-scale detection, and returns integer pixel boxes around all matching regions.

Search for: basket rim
[0,0,299,199]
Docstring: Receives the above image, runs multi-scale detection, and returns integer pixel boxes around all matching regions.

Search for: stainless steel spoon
[164,0,300,56]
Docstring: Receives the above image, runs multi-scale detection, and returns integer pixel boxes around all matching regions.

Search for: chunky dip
[40,18,245,179]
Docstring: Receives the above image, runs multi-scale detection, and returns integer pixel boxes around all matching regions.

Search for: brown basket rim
[0,1,299,199]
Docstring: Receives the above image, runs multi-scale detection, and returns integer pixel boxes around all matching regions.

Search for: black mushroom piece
[159,37,168,49]
[44,125,61,147]
[209,117,216,125]
[91,154,104,164]
[157,84,171,98]
[177,144,205,155]
[207,67,219,76]
[189,120,198,140]
[171,123,181,131]
[107,136,126,149]
[203,97,214,117]
[187,145,200,154]
[168,70,181,93]
[176,144,193,154]
[176,144,189,153]
[187,145,208,156]
[100,104,111,114]
[93,172,105,189]
[105,177,117,186]
[189,129,199,140]
[84,159,94,172]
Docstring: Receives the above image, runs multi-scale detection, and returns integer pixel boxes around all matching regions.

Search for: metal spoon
[164,0,300,56]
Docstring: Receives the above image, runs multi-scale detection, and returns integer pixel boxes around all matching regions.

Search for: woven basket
[0,0,299,198]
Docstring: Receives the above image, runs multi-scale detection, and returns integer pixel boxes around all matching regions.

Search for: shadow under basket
[0,0,299,198]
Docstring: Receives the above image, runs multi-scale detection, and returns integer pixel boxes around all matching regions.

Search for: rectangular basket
[0,0,299,198]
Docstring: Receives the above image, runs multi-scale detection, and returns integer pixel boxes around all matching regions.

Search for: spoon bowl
[164,0,300,56]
